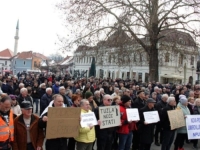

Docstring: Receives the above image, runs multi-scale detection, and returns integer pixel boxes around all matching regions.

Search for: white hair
[94,90,100,95]
[20,88,27,93]
[154,86,159,90]
[19,83,24,88]
[59,86,65,91]
[100,88,104,92]
[46,88,52,92]
[167,97,175,104]
[162,94,169,100]
[39,83,46,88]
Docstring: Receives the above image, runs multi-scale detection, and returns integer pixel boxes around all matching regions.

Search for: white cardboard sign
[143,111,160,124]
[99,105,121,129]
[126,108,140,121]
[186,115,200,140]
[80,112,98,127]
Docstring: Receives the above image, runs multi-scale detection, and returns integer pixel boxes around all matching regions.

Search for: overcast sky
[0,0,72,56]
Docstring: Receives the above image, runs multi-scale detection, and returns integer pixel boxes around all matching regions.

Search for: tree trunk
[149,43,159,82]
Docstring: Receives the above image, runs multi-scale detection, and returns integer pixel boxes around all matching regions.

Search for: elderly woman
[174,95,190,150]
[191,98,200,149]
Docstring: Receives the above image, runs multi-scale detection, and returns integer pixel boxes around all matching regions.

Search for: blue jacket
[40,93,52,115]
[52,84,59,94]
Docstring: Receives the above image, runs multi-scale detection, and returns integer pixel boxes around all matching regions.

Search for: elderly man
[40,88,53,115]
[17,88,33,107]
[161,97,176,150]
[59,86,70,107]
[94,94,116,150]
[75,99,95,150]
[0,96,14,150]
[138,98,157,150]
[154,94,168,146]
[12,101,44,150]
[39,94,67,150]
[93,91,101,106]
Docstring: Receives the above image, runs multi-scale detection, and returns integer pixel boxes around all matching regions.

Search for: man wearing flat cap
[12,101,44,150]
[132,90,146,150]
[138,98,157,150]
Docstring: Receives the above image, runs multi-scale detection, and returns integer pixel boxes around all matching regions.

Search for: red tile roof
[0,49,14,58]
[32,52,48,60]
[16,51,32,59]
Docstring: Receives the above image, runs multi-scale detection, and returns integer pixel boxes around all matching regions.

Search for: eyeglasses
[107,99,113,102]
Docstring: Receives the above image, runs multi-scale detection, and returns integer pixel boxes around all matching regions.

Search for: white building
[0,49,14,74]
[73,29,198,84]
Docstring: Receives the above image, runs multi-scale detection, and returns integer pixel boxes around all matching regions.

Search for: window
[179,54,184,65]
[5,61,7,65]
[24,61,26,65]
[191,56,194,65]
[165,53,170,62]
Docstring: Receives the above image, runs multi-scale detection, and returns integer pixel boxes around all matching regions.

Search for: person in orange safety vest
[0,96,14,150]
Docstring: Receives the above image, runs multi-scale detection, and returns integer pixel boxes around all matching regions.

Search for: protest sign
[167,109,185,130]
[126,108,140,121]
[80,112,98,127]
[143,111,160,124]
[186,115,200,139]
[99,105,121,129]
[46,107,81,139]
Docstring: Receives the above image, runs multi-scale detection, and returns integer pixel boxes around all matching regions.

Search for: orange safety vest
[0,110,14,142]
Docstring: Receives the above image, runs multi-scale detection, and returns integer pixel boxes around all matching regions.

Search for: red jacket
[117,103,137,134]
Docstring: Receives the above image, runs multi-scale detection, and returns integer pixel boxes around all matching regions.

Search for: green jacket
[176,102,190,134]
[75,109,96,143]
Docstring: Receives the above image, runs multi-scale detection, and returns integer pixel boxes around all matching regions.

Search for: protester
[75,99,96,150]
[174,95,190,150]
[32,82,40,113]
[161,97,176,150]
[17,88,33,107]
[10,94,21,117]
[85,91,97,112]
[0,96,14,150]
[12,101,44,150]
[40,87,52,115]
[39,94,67,150]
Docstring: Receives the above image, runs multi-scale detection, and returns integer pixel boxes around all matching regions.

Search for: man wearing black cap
[138,98,157,150]
[12,101,44,150]
[132,90,146,150]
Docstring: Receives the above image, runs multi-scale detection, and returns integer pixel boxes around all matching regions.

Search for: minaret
[14,20,19,55]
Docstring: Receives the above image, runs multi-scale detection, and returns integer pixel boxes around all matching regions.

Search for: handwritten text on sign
[143,111,160,124]
[99,105,121,129]
[126,108,140,121]
[186,115,200,140]
[46,107,81,139]
[81,112,98,127]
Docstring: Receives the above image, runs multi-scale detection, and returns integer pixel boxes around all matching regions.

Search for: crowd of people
[0,72,200,150]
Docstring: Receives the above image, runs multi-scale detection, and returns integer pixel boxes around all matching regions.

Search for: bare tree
[57,0,200,81]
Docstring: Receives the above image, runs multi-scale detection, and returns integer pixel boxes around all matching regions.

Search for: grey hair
[19,83,24,88]
[20,87,27,93]
[194,98,200,106]
[167,97,175,104]
[154,86,159,90]
[103,94,111,100]
[94,90,100,96]
[59,86,65,91]
[66,89,72,95]
[114,88,119,92]
[162,94,169,100]
[100,88,104,92]
[46,88,52,92]
[39,83,46,88]
[80,99,89,106]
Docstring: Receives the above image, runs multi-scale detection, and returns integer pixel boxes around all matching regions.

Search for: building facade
[73,29,198,84]
[0,49,14,73]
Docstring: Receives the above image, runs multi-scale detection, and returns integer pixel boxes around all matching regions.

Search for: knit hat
[9,94,16,100]
[85,92,93,99]
[179,95,187,104]
[121,95,131,104]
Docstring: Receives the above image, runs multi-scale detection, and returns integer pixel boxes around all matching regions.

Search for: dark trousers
[118,132,133,150]
[76,142,93,150]
[191,139,198,147]
[112,132,119,150]
[139,143,151,150]
[132,130,140,150]
[27,143,34,150]
[97,133,113,150]
[161,130,175,150]
[68,138,76,150]
[155,123,162,143]
[46,139,68,150]
[174,133,187,149]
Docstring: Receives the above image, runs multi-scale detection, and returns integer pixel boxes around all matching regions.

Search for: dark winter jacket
[40,93,52,115]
